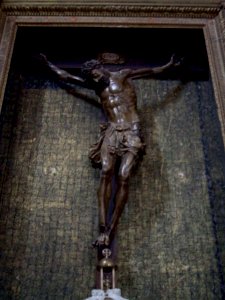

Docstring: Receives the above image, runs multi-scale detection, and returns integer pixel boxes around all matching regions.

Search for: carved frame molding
[1,5,221,18]
[0,5,225,144]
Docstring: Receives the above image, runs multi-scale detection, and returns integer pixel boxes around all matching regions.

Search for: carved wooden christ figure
[40,53,179,247]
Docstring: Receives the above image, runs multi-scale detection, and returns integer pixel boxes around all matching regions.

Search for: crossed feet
[92,227,113,248]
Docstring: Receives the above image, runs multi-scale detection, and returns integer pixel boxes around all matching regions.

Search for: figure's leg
[93,147,116,247]
[107,152,136,242]
[98,154,115,231]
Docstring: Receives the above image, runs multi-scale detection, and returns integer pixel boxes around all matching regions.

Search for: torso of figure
[98,69,140,125]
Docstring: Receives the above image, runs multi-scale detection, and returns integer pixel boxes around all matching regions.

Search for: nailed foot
[92,232,110,248]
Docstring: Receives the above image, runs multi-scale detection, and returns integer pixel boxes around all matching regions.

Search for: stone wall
[0,66,224,299]
[0,71,101,299]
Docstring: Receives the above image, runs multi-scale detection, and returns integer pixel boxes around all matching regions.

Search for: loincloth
[89,122,145,168]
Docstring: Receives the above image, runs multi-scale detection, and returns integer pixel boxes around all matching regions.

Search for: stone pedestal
[85,289,128,300]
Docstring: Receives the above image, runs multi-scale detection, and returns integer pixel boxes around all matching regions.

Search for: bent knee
[118,169,130,182]
[101,161,114,177]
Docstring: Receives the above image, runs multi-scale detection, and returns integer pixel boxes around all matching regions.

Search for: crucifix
[40,52,180,297]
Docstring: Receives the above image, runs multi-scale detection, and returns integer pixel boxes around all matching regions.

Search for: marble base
[85,289,128,300]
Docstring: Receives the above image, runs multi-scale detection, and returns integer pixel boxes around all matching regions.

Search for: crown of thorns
[98,52,125,64]
[81,53,125,77]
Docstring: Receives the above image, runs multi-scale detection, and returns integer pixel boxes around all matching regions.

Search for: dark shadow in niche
[13,27,209,81]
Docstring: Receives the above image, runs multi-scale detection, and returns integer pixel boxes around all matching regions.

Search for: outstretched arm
[40,54,85,84]
[128,55,180,79]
